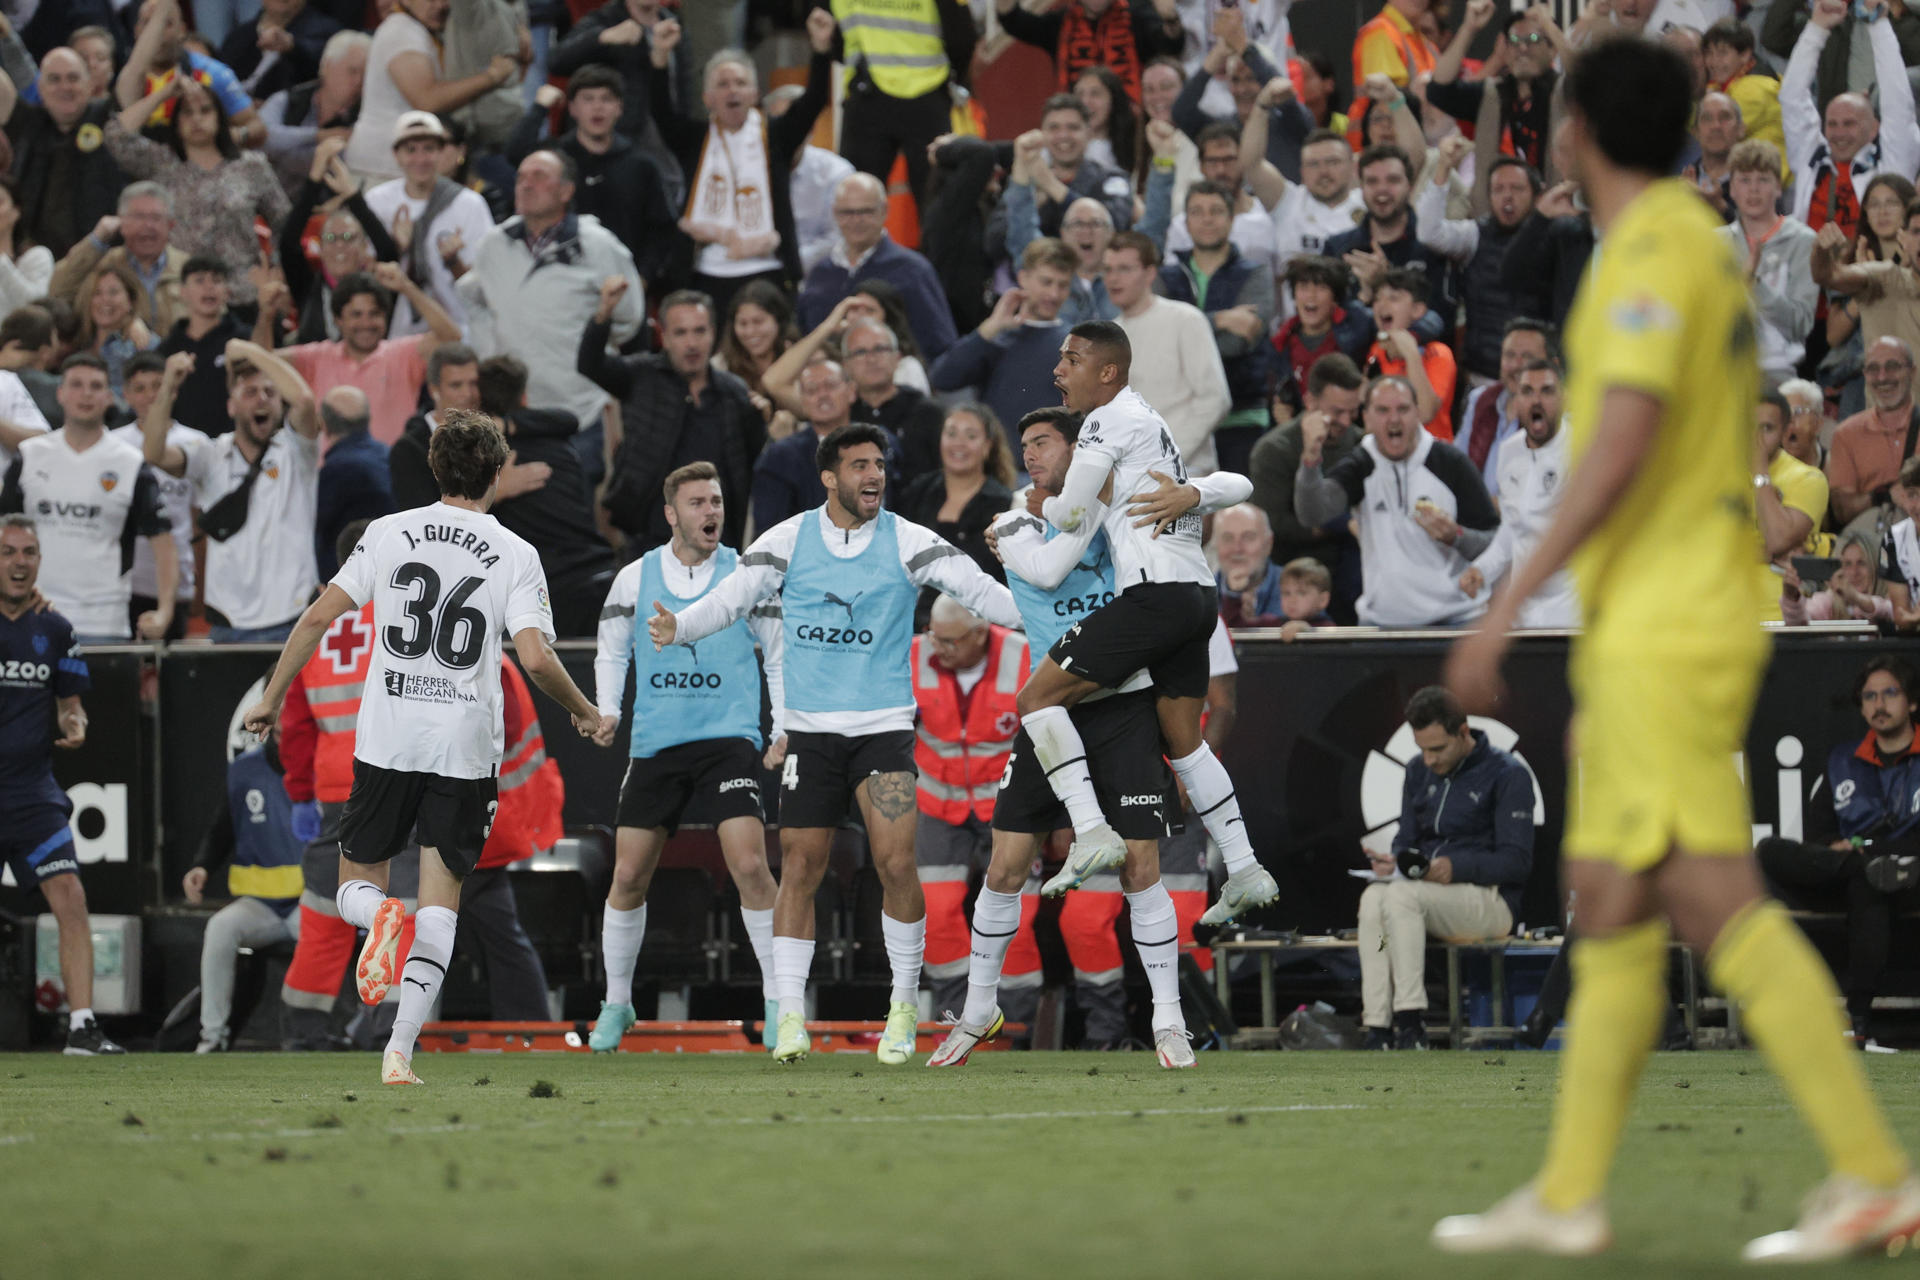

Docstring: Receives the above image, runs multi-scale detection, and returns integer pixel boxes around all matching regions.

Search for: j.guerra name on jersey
[399,522,503,568]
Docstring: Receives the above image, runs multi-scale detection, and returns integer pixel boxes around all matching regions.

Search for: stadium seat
[509,826,613,986]
[849,866,888,981]
[639,868,719,983]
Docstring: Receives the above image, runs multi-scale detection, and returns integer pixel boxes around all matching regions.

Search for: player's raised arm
[657,520,797,649]
[900,522,1023,629]
[993,507,1103,591]
[242,584,360,737]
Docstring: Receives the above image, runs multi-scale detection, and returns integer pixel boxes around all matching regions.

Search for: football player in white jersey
[1017,321,1280,926]
[243,410,606,1085]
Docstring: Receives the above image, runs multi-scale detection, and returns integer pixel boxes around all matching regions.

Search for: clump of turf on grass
[263,1148,288,1162]
[528,1080,560,1099]
[121,1112,143,1127]
[598,1168,619,1187]
[472,1076,491,1087]
[312,1114,343,1129]
[342,1093,357,1102]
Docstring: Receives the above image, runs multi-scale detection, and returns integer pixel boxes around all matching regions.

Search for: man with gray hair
[259,30,373,195]
[797,172,958,359]
[764,304,943,479]
[0,45,128,260]
[648,10,839,309]
[1827,335,1920,527]
[49,183,188,333]
[909,592,1041,1032]
[314,386,392,578]
[1212,502,1284,627]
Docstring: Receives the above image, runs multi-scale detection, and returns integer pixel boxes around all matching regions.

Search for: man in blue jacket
[1360,685,1534,1049]
[1758,657,1920,1051]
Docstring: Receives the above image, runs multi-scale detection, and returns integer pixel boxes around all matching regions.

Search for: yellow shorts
[1562,640,1768,873]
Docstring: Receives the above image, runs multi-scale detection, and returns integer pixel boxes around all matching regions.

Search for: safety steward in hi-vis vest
[910,620,1043,1022]
[831,0,971,210]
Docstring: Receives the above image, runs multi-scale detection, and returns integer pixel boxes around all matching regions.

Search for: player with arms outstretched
[1018,322,1276,925]
[648,423,1022,1065]
[928,407,1249,1069]
[244,411,605,1085]
[1434,38,1920,1261]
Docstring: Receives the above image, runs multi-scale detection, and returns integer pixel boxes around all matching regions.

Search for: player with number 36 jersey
[243,412,606,1086]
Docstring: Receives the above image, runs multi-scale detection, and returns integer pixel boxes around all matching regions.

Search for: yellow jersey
[1563,178,1768,653]
[1755,448,1831,622]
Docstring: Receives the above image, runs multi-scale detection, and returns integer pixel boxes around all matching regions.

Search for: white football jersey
[1046,386,1213,591]
[332,503,553,779]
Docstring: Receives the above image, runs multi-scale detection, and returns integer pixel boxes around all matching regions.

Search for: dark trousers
[550,567,616,639]
[457,865,551,1021]
[1757,836,1920,1023]
[840,83,950,214]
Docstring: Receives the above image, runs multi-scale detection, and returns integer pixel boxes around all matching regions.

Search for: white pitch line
[0,1102,1366,1149]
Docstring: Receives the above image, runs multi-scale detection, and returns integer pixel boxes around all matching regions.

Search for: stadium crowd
[7,0,1920,1050]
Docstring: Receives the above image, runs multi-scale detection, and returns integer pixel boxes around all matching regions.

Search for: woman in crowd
[108,78,290,310]
[716,280,800,439]
[898,404,1015,614]
[1781,534,1901,625]
[0,178,52,318]
[1075,65,1140,177]
[1822,174,1915,418]
[76,262,158,396]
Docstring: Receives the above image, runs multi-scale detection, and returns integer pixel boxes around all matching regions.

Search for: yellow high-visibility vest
[833,0,949,100]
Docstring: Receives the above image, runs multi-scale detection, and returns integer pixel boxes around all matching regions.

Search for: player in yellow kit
[1434,37,1920,1262]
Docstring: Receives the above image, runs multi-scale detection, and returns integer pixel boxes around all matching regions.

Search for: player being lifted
[589,462,786,1052]
[648,422,1022,1065]
[928,407,1250,1069]
[244,411,605,1085]
[1435,37,1920,1261]
[1018,322,1276,925]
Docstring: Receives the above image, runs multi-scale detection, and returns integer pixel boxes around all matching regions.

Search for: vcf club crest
[99,470,118,492]
[1357,715,1547,855]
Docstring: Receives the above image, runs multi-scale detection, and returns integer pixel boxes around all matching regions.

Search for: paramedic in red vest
[279,522,419,1050]
[464,656,568,1021]
[647,8,836,312]
[911,595,1044,1029]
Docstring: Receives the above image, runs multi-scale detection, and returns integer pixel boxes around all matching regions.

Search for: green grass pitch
[4,1050,1920,1278]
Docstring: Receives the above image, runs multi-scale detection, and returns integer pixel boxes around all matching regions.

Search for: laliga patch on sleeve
[1609,293,1679,335]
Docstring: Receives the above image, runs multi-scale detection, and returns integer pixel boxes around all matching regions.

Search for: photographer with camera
[1358,685,1534,1049]
[1757,657,1920,1051]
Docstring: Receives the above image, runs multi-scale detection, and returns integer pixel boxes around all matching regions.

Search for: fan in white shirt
[1458,361,1580,629]
[0,356,175,642]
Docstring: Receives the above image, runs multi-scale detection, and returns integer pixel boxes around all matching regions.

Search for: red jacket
[911,626,1029,824]
[281,603,376,804]
[484,658,565,869]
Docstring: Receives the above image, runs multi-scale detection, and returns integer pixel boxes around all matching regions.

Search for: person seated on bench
[182,730,305,1053]
[1758,656,1920,1052]
[1359,686,1534,1049]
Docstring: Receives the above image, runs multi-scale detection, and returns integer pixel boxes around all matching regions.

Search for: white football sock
[881,912,925,1006]
[1022,705,1110,838]
[601,903,646,1007]
[772,936,814,1020]
[68,1008,92,1031]
[1127,882,1185,1033]
[336,879,385,930]
[1169,745,1257,875]
[962,887,1021,1028]
[386,905,456,1060]
[740,906,777,1002]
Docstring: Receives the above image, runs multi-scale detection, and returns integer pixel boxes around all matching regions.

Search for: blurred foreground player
[0,514,124,1054]
[1436,38,1920,1261]
[244,412,605,1084]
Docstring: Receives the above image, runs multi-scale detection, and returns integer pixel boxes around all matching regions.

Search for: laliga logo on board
[1358,715,1546,854]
